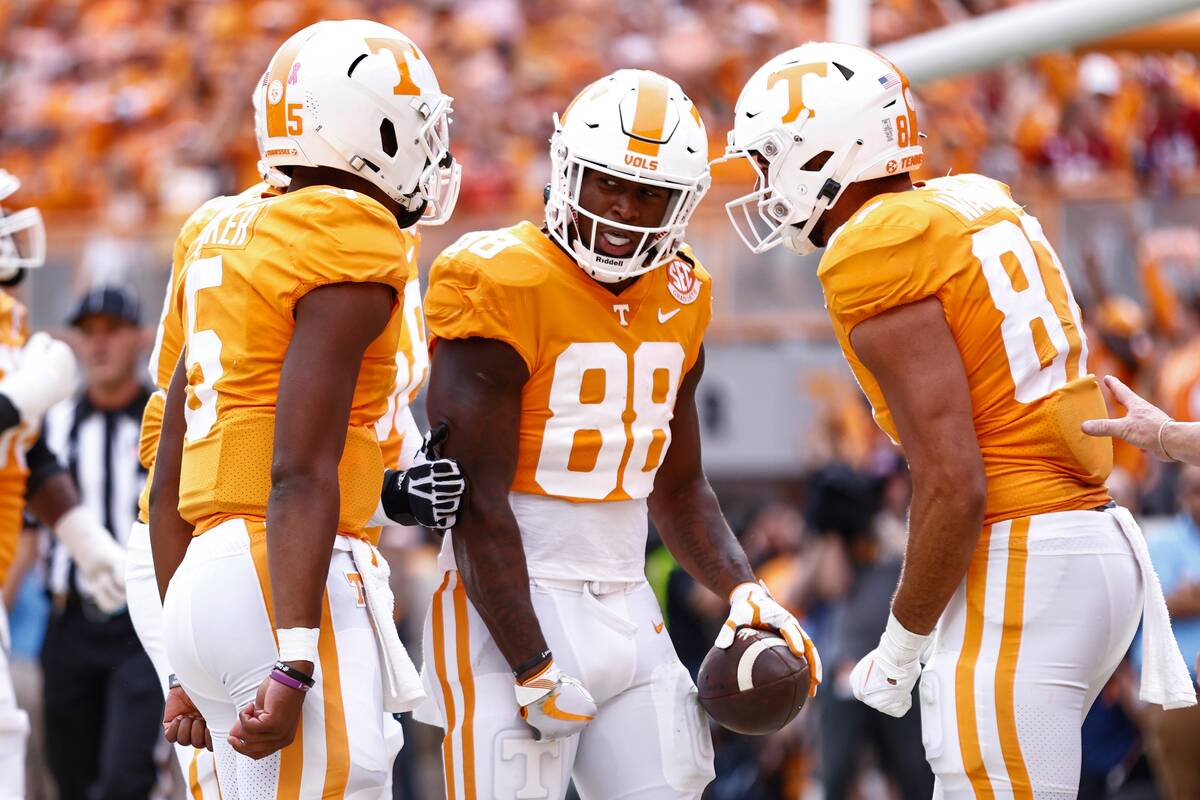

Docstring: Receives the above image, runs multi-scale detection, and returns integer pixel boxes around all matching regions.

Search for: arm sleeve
[24,430,66,499]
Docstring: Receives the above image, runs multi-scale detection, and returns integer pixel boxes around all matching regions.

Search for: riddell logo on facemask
[624,154,659,170]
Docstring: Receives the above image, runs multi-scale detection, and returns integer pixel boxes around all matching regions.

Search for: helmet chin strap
[780,139,864,257]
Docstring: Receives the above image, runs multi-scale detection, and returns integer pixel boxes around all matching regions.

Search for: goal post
[878,0,1200,85]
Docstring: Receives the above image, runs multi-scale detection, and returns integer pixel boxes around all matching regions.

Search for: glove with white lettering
[514,660,596,742]
[848,612,930,717]
[54,505,126,613]
[715,580,823,697]
[0,332,77,422]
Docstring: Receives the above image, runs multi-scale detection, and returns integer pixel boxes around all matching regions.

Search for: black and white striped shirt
[42,387,150,597]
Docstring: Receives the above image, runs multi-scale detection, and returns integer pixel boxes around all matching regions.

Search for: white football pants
[161,517,404,799]
[0,596,29,800]
[126,520,220,798]
[919,508,1143,799]
[416,571,715,800]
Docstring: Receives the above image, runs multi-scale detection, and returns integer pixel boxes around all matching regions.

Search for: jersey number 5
[183,255,224,441]
[973,216,1089,404]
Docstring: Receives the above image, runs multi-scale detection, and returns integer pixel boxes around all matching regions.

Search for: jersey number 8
[536,342,685,500]
[973,215,1089,404]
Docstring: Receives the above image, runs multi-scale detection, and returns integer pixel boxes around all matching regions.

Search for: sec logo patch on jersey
[667,261,701,305]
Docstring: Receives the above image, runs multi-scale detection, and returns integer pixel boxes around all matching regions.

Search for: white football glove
[0,332,77,422]
[715,580,823,697]
[848,612,930,717]
[54,506,126,614]
[514,660,596,742]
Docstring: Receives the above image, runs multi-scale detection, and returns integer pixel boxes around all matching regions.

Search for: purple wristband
[270,668,310,693]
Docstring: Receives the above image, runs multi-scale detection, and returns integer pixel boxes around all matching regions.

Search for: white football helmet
[260,19,460,223]
[716,42,924,256]
[545,69,711,283]
[0,171,45,281]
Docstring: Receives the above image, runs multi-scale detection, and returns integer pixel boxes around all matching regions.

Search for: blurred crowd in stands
[3,0,1200,798]
[3,0,1200,223]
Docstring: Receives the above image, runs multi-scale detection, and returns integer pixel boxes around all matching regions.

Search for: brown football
[697,627,810,735]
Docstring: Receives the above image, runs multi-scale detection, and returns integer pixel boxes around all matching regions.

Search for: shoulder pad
[431,224,554,290]
[822,193,932,270]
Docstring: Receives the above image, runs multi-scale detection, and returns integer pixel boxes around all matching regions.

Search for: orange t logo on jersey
[768,63,827,124]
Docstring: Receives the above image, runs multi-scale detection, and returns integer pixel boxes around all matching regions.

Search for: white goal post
[878,0,1200,85]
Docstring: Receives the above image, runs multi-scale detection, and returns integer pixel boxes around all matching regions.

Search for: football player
[417,69,821,800]
[719,42,1196,798]
[147,21,463,797]
[0,171,127,798]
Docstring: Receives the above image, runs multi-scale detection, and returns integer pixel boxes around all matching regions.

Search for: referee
[40,285,159,799]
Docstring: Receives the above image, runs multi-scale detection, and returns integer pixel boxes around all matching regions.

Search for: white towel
[348,537,427,713]
[1107,506,1197,710]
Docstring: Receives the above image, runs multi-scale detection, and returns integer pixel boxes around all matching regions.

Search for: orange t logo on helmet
[767,62,828,124]
[364,38,425,96]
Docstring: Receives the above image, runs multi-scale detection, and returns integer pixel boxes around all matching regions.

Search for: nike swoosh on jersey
[657,308,681,323]
[653,620,665,634]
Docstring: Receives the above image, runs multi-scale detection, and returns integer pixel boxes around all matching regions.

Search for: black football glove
[379,424,466,530]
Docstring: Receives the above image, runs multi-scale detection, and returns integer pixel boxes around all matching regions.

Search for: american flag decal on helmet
[879,73,900,90]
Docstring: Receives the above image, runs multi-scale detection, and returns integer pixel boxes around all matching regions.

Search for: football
[697,627,810,735]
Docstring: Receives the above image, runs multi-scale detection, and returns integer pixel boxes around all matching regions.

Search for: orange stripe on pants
[247,523,304,799]
[995,518,1032,798]
[188,749,203,800]
[318,592,349,797]
[955,524,994,800]
[431,573,457,800]
[452,578,477,800]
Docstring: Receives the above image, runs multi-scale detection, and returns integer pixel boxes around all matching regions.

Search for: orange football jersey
[172,186,409,536]
[0,292,33,582]
[136,183,275,523]
[819,174,1111,524]
[424,221,711,502]
[375,228,429,470]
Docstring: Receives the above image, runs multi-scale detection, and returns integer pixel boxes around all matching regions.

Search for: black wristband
[273,660,315,688]
[512,650,553,680]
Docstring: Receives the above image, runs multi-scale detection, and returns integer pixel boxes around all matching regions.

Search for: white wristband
[276,627,320,663]
[881,612,931,664]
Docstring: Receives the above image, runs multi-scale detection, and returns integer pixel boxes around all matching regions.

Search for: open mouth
[596,228,637,257]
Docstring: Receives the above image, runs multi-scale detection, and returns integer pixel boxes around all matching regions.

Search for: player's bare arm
[424,336,551,679]
[648,347,754,596]
[650,346,821,694]
[149,357,193,601]
[851,296,986,635]
[845,296,985,717]
[229,281,394,760]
